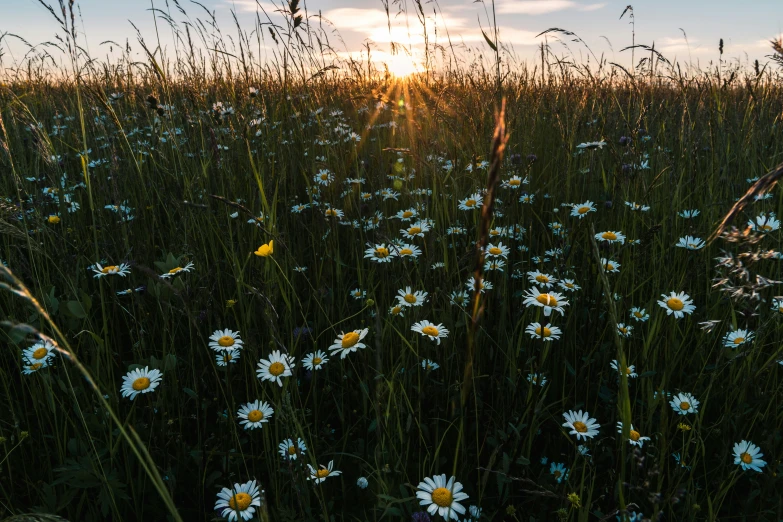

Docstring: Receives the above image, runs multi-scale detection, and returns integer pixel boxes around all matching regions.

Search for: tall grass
[1,2,782,521]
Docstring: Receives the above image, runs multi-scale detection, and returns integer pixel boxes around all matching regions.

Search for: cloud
[497,0,605,15]
[228,0,281,14]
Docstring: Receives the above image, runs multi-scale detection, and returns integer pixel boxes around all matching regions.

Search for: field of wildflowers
[1,2,783,521]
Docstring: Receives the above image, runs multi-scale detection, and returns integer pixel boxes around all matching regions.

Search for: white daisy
[328,328,369,359]
[396,286,428,307]
[657,291,696,318]
[485,242,510,258]
[307,460,342,484]
[416,474,469,521]
[421,359,440,371]
[458,193,483,211]
[595,231,625,244]
[302,350,329,371]
[723,328,753,348]
[401,221,431,239]
[601,258,620,273]
[733,440,766,472]
[278,437,307,461]
[92,263,131,278]
[570,201,596,218]
[616,422,651,447]
[159,261,194,279]
[256,350,295,387]
[216,349,240,366]
[364,244,395,263]
[237,400,274,429]
[214,479,263,522]
[527,270,556,288]
[120,366,162,400]
[525,322,562,341]
[676,236,705,250]
[669,392,699,415]
[209,329,243,352]
[22,340,56,365]
[562,410,600,440]
[522,287,569,317]
[411,320,449,345]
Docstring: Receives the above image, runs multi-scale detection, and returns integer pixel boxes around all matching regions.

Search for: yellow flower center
[223,354,233,362]
[535,274,549,283]
[403,211,413,218]
[680,401,690,410]
[490,229,500,236]
[605,263,615,271]
[629,430,640,441]
[431,487,453,508]
[29,363,43,371]
[577,206,590,214]
[375,247,389,258]
[404,294,417,304]
[342,332,360,348]
[400,248,413,256]
[536,294,558,306]
[761,224,772,231]
[633,311,643,318]
[602,232,617,240]
[733,337,744,345]
[326,209,337,216]
[228,492,252,511]
[421,325,439,337]
[535,326,551,337]
[287,445,297,455]
[489,247,502,255]
[32,347,48,360]
[218,336,235,347]
[625,367,633,374]
[465,199,476,207]
[667,298,684,311]
[740,452,752,464]
[320,173,328,180]
[48,215,60,224]
[573,421,587,433]
[268,362,285,376]
[102,265,118,274]
[619,327,628,334]
[312,357,322,365]
[315,469,330,479]
[509,179,521,186]
[408,227,421,235]
[247,409,263,422]
[132,377,151,391]
[565,283,574,288]
[553,470,562,478]
[168,267,182,274]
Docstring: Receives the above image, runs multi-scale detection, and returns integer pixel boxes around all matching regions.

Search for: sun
[383,55,418,78]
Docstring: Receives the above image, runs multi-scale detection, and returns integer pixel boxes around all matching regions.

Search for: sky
[1,0,781,76]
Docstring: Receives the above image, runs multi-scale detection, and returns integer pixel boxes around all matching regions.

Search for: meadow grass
[1,3,783,521]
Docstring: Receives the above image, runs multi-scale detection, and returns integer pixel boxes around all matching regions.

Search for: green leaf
[163,354,177,371]
[182,387,198,400]
[482,28,497,52]
[65,301,87,319]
